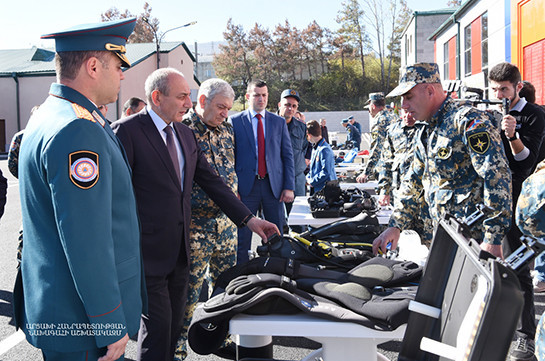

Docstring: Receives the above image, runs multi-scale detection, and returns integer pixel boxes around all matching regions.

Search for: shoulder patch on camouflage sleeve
[71,104,95,123]
[69,151,99,189]
[468,132,490,154]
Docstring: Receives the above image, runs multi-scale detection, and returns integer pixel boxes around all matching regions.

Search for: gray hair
[197,78,235,106]
[144,67,185,105]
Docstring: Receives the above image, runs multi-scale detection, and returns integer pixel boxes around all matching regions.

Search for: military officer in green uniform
[516,159,545,360]
[373,63,512,259]
[174,78,238,360]
[357,92,395,182]
[15,18,146,361]
[377,110,433,246]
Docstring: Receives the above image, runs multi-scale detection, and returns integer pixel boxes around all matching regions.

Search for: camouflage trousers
[174,213,237,360]
[412,203,435,248]
[393,193,434,247]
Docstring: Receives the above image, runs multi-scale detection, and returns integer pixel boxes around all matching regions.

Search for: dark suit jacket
[112,110,251,277]
[230,110,295,199]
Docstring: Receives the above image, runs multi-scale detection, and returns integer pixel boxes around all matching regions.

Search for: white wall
[0,75,54,151]
[401,16,417,68]
[434,0,506,87]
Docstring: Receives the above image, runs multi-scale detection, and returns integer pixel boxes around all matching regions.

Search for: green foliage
[101,2,157,43]
[214,1,408,111]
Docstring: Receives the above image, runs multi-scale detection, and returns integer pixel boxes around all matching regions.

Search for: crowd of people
[2,17,545,361]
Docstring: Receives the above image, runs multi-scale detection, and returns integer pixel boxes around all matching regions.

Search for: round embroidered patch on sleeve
[69,151,99,189]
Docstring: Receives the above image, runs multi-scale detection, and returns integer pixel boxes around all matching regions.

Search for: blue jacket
[230,110,295,198]
[307,138,337,192]
[16,84,146,352]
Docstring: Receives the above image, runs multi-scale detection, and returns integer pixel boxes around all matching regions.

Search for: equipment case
[399,214,524,361]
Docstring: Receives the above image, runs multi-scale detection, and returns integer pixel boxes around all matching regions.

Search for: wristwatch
[508,132,519,141]
[240,214,254,227]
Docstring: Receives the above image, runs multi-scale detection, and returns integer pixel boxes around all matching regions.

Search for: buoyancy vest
[188,256,421,356]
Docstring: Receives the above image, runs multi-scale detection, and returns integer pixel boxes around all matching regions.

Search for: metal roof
[0,41,195,77]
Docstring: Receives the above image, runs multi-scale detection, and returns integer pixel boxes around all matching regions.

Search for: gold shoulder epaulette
[71,103,96,123]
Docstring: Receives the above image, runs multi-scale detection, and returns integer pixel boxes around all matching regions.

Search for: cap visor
[116,53,131,68]
[386,82,416,98]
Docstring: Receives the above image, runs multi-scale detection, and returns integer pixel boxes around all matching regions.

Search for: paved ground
[0,158,543,360]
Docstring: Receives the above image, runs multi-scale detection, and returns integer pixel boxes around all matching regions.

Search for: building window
[444,42,449,79]
[443,36,457,80]
[465,24,471,77]
[464,12,488,77]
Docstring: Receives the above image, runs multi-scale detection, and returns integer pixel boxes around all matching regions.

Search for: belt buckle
[257,174,266,180]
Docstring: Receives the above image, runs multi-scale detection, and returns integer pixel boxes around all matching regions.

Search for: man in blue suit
[15,18,146,361]
[230,80,295,264]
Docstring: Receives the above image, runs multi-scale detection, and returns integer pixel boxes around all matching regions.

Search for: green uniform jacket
[15,83,146,352]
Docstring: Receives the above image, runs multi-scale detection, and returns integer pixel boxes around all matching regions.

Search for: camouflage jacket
[364,109,396,180]
[182,109,238,218]
[377,120,425,197]
[8,130,24,178]
[516,159,545,237]
[389,96,512,245]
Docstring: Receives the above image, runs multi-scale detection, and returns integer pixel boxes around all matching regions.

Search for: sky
[1,0,450,50]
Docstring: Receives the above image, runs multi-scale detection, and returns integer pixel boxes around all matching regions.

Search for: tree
[390,0,412,64]
[336,0,369,80]
[358,0,408,93]
[213,19,255,90]
[301,21,332,79]
[247,24,274,80]
[447,0,462,7]
[101,3,158,43]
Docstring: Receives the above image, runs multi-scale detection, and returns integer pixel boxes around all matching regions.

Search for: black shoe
[213,342,237,360]
[510,335,537,361]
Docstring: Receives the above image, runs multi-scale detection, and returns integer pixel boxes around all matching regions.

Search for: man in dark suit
[111,68,277,361]
[230,80,295,264]
[16,18,145,361]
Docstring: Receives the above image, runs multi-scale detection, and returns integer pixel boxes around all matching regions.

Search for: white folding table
[230,313,406,361]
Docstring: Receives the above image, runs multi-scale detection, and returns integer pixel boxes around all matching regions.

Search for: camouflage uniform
[388,96,512,246]
[8,130,24,178]
[362,109,395,180]
[174,108,238,360]
[8,130,24,267]
[516,153,545,237]
[378,120,434,245]
[516,159,545,359]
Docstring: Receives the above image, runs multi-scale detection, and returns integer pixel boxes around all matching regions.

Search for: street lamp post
[142,17,197,69]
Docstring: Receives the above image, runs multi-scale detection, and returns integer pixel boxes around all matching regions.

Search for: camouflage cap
[386,63,441,97]
[365,92,385,105]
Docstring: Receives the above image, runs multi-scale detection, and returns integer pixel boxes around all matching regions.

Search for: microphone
[503,98,511,138]
[502,98,510,116]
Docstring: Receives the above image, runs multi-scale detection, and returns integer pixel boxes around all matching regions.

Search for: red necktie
[256,113,267,178]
